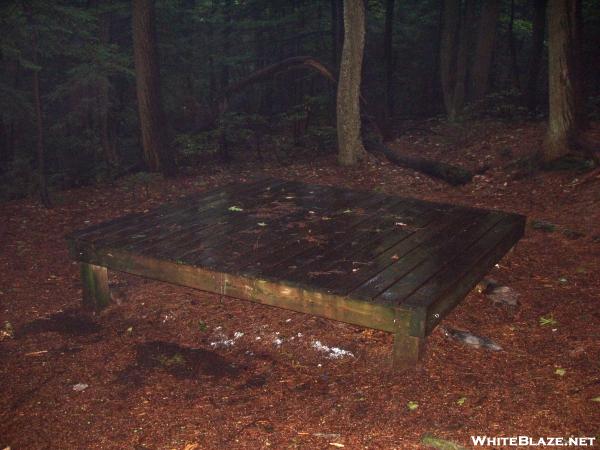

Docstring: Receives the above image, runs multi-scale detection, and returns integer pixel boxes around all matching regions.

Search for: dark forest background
[1,0,599,201]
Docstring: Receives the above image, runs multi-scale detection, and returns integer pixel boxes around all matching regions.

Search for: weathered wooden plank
[291,202,447,292]
[150,181,358,264]
[68,178,276,242]
[178,192,374,269]
[256,198,419,283]
[348,210,482,301]
[81,263,110,310]
[88,179,289,250]
[279,200,430,286]
[73,246,397,332]
[114,180,295,254]
[404,215,526,334]
[236,194,394,277]
[374,211,505,305]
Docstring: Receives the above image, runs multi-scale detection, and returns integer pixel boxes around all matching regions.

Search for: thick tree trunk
[337,0,366,166]
[383,0,395,119]
[440,0,460,120]
[470,0,501,102]
[544,0,582,162]
[132,0,176,176]
[525,0,547,110]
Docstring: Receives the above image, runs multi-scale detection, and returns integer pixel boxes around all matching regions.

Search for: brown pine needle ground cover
[1,120,599,449]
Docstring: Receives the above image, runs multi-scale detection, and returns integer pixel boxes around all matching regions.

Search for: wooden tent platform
[67,178,525,370]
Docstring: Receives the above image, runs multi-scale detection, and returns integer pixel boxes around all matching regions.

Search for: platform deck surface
[67,178,525,334]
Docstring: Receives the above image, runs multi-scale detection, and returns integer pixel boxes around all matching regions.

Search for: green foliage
[1,0,600,202]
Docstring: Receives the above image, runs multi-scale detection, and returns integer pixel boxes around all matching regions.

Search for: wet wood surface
[67,178,525,369]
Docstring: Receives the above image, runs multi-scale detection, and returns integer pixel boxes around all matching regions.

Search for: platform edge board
[67,244,399,333]
[421,213,525,334]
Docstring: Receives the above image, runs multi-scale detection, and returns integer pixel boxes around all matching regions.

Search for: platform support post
[391,307,425,371]
[81,263,110,310]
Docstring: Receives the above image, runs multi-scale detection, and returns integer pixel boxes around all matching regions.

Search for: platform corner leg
[81,263,110,310]
[392,331,424,372]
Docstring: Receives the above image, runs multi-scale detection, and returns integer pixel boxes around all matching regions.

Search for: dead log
[363,136,473,186]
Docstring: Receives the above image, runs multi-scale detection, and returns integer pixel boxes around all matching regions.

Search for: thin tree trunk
[221,0,232,90]
[525,0,547,110]
[132,0,176,176]
[440,0,460,120]
[569,0,586,129]
[508,0,521,89]
[24,6,51,207]
[452,0,475,115]
[544,0,580,162]
[337,0,366,166]
[98,4,118,166]
[383,0,395,119]
[331,0,344,68]
[470,0,501,102]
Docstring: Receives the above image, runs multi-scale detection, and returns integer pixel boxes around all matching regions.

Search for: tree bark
[508,0,521,89]
[440,0,460,119]
[544,0,581,162]
[569,0,586,129]
[525,0,547,110]
[97,3,118,166]
[331,0,344,68]
[24,5,51,208]
[336,0,366,166]
[470,0,501,102]
[452,0,475,116]
[383,0,395,119]
[132,0,176,176]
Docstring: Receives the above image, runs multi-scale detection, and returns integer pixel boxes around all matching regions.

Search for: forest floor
[1,119,599,450]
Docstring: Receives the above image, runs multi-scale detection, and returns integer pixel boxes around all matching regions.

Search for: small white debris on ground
[72,383,88,392]
[312,340,355,359]
[273,337,283,346]
[210,330,244,348]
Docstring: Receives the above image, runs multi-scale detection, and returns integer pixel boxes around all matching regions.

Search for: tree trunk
[221,0,232,90]
[331,0,344,68]
[383,0,395,119]
[525,0,547,110]
[25,6,51,208]
[452,0,475,116]
[508,0,521,89]
[544,0,582,162]
[336,0,366,166]
[569,0,586,129]
[97,4,118,166]
[440,0,460,120]
[470,0,501,102]
[132,0,176,176]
